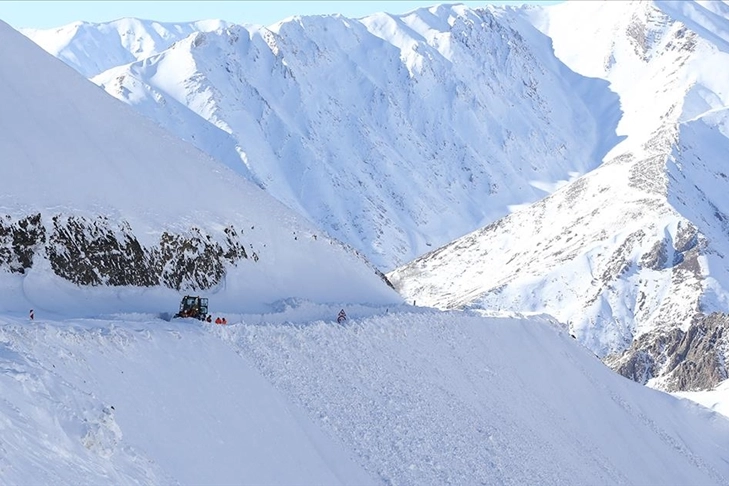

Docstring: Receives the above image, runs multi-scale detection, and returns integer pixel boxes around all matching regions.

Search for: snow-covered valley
[5,0,729,482]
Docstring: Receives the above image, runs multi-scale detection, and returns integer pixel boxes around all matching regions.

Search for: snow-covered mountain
[5,7,729,483]
[21,17,231,78]
[17,1,729,392]
[3,305,729,485]
[391,0,729,391]
[0,19,399,317]
[23,6,619,271]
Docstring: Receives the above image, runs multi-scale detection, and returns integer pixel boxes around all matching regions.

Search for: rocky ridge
[1,213,252,291]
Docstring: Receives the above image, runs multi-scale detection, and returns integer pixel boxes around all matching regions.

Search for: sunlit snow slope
[390,0,729,391]
[2,307,729,485]
[0,19,400,317]
[24,6,620,271]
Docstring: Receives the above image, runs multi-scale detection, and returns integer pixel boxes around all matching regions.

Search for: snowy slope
[0,311,373,485]
[2,306,729,485]
[0,19,400,317]
[391,0,729,390]
[25,6,620,271]
[5,6,729,481]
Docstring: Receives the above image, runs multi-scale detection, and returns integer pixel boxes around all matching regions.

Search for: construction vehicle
[174,295,209,320]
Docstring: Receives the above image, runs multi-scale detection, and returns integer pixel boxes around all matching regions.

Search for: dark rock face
[607,312,729,392]
[0,213,46,274]
[155,229,227,291]
[47,215,157,287]
[607,328,681,386]
[3,213,252,291]
[640,239,668,271]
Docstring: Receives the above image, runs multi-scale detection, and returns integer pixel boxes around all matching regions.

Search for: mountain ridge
[391,0,729,390]
[25,6,620,271]
[21,18,232,77]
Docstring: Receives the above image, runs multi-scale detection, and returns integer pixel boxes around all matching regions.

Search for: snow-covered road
[1,305,728,485]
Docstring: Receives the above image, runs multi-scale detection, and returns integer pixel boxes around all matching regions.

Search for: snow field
[214,310,729,486]
[0,314,375,485]
[3,2,729,483]
[2,304,729,484]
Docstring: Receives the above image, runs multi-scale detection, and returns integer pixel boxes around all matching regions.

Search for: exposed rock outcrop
[0,213,46,274]
[2,213,253,291]
[47,215,156,287]
[607,312,729,392]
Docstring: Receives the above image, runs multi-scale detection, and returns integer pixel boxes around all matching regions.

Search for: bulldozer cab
[175,295,209,320]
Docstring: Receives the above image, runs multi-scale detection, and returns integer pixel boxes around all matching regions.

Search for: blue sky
[2,1,559,29]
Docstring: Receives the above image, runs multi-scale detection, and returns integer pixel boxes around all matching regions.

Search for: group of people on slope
[204,315,227,325]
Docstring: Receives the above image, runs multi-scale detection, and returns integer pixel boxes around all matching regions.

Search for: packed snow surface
[1,303,729,485]
[676,379,729,418]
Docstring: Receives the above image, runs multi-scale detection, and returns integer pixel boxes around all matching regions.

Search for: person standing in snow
[337,309,347,324]
[29,309,34,320]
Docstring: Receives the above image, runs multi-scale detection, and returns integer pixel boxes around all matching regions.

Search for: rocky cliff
[2,213,251,291]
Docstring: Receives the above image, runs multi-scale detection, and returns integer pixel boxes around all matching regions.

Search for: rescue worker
[221,317,227,325]
[215,317,222,324]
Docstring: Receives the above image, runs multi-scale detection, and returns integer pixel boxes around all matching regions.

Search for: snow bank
[1,306,728,485]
